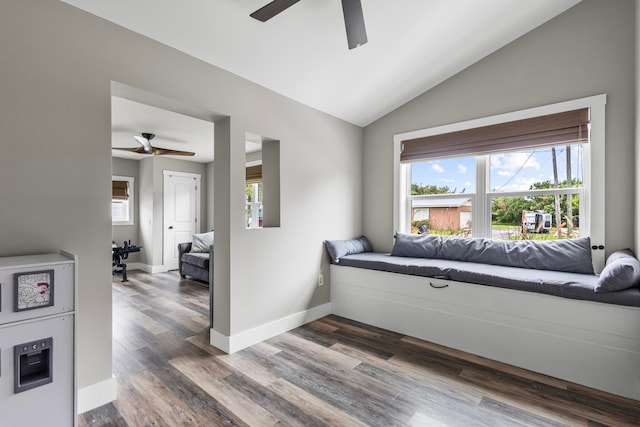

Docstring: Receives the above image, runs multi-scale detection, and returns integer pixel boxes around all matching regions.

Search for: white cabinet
[0,251,76,427]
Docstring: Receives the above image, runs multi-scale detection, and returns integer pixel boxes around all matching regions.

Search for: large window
[407,144,584,240]
[394,95,606,269]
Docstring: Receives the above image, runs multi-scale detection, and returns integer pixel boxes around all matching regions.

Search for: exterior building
[411,198,472,232]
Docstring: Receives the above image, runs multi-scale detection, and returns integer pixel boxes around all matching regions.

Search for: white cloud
[440,178,455,183]
[491,152,540,172]
[457,164,467,174]
[432,163,444,173]
[494,176,538,192]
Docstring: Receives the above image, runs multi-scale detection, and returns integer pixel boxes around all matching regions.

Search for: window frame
[393,95,606,271]
[112,175,135,226]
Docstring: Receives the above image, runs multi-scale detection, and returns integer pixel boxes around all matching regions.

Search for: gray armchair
[178,242,213,283]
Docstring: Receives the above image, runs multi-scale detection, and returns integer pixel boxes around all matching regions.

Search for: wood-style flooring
[78,270,640,426]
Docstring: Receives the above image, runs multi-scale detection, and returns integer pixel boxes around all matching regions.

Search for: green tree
[411,183,451,195]
[491,179,581,227]
[492,196,532,224]
[529,178,582,190]
[245,182,263,202]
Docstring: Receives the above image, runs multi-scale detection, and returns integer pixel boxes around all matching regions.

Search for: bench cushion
[338,252,640,307]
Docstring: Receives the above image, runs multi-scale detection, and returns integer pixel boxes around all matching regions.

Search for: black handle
[429,282,449,289]
[168,226,174,229]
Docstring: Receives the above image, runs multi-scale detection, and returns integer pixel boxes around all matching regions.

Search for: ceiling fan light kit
[134,132,154,153]
[250,0,367,50]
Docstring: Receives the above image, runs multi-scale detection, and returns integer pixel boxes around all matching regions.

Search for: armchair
[178,242,213,283]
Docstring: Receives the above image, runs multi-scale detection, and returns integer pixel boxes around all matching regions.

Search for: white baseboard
[152,264,172,273]
[77,374,117,414]
[124,263,171,274]
[211,303,332,354]
[112,262,147,273]
[125,262,146,272]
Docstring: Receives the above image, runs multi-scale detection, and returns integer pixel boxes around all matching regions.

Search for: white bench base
[330,265,640,400]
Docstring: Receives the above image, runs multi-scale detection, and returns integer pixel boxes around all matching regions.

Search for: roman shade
[401,108,589,162]
[112,180,129,200]
[246,165,262,183]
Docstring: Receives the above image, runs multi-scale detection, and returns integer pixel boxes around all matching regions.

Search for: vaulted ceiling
[63,1,582,162]
[64,0,580,128]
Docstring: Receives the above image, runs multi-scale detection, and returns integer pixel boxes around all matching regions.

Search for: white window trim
[393,94,606,271]
[112,175,135,226]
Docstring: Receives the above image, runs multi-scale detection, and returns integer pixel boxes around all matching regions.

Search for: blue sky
[411,145,583,193]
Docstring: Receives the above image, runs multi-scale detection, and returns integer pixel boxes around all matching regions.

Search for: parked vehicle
[522,210,552,233]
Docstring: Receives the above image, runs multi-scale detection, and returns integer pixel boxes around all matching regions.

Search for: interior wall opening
[245,132,281,229]
[110,81,221,333]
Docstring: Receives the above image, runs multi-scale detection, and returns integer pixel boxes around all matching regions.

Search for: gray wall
[112,156,210,268]
[363,0,636,256]
[0,0,362,398]
[112,157,140,262]
[636,0,640,253]
[138,156,208,268]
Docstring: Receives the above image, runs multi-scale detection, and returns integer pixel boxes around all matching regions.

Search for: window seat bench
[337,252,640,307]
[326,235,640,400]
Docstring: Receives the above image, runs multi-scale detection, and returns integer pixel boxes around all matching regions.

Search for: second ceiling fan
[250,0,368,50]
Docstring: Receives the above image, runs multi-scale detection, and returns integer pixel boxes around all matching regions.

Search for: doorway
[110,81,221,342]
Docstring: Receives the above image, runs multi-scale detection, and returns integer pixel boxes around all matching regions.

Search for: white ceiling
[65,0,581,161]
[111,96,216,163]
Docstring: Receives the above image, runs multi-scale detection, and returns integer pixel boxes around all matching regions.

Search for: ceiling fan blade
[113,147,149,154]
[151,147,196,156]
[134,135,153,153]
[114,146,195,156]
[250,0,300,22]
[342,0,367,49]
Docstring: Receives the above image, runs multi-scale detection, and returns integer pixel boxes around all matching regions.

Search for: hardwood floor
[78,270,640,426]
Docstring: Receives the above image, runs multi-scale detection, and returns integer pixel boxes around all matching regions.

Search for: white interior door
[163,171,200,271]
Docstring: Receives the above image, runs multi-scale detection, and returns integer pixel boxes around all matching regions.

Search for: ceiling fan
[250,0,368,50]
[113,133,195,156]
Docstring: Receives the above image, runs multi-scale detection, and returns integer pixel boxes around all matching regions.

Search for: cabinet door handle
[429,282,449,289]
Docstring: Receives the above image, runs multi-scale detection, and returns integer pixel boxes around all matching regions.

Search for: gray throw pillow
[391,232,441,258]
[595,249,640,293]
[437,236,594,274]
[191,231,214,253]
[324,236,373,264]
[438,237,483,262]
